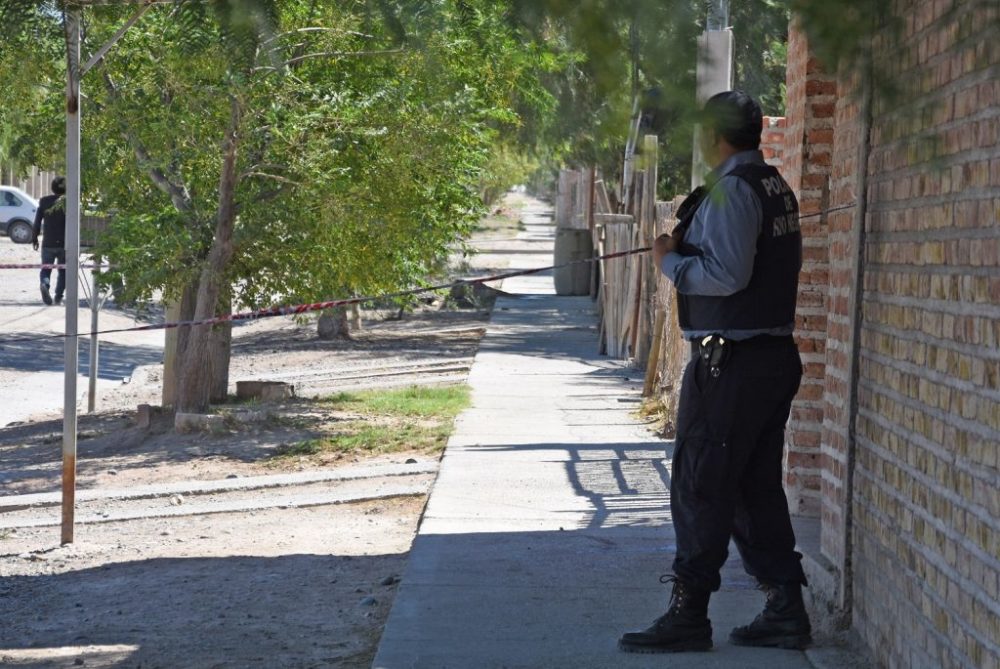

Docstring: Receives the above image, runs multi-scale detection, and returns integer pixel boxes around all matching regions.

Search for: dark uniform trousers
[670,334,807,592]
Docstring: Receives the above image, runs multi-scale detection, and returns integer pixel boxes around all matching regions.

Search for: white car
[0,185,39,244]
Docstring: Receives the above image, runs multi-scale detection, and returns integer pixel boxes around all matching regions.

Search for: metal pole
[691,2,733,189]
[62,4,82,545]
[706,0,730,31]
[88,268,100,413]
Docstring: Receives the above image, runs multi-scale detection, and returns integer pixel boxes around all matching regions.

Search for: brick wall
[820,72,864,571]
[760,116,786,167]
[785,1,1000,667]
[850,0,1000,666]
[782,23,837,517]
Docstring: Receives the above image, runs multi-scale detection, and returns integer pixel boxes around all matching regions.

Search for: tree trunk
[163,280,198,408]
[175,96,243,414]
[209,291,233,403]
[317,307,352,340]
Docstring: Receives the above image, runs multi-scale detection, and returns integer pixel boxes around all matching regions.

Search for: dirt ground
[1,497,425,669]
[0,195,532,668]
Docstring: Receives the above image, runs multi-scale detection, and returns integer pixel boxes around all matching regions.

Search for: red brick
[805,79,838,96]
[811,102,836,118]
[788,448,821,467]
[796,383,825,401]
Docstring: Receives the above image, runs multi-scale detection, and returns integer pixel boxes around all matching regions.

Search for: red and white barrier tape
[0,204,854,272]
[0,246,651,345]
[0,202,858,344]
[0,263,104,270]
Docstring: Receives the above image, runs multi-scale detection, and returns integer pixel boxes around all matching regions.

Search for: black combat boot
[618,576,713,653]
[730,581,812,649]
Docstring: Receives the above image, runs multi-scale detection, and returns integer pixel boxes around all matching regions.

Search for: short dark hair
[701,90,763,150]
[51,176,66,195]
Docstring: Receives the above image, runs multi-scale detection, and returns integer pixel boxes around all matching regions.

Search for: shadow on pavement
[0,332,162,381]
[0,552,403,669]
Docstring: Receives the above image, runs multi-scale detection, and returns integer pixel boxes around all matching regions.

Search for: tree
[0,0,556,413]
[504,0,792,199]
[1,0,896,416]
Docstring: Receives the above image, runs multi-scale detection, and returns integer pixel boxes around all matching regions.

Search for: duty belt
[688,334,794,377]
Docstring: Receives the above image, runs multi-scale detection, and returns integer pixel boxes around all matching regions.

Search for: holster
[697,335,731,378]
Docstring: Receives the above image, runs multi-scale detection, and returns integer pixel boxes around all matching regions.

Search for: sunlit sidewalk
[373,201,817,669]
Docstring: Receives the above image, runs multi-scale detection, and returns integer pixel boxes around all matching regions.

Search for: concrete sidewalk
[373,203,816,669]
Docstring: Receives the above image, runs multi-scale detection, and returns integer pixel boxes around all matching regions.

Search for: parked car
[0,185,38,244]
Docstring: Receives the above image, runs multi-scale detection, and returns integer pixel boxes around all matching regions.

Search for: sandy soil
[0,496,424,669]
[0,194,534,668]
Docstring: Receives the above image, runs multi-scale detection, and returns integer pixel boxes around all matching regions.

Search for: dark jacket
[32,194,67,249]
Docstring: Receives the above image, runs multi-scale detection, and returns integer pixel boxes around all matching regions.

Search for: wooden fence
[1,165,58,200]
[557,134,689,430]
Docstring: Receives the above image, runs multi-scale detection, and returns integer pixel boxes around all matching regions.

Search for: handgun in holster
[698,335,731,378]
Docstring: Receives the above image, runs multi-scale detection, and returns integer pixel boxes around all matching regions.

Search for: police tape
[0,202,859,344]
[0,263,104,270]
[0,203,856,272]
[0,246,651,345]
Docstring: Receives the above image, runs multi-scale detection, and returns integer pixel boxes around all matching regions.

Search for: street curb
[0,483,431,529]
[0,461,438,512]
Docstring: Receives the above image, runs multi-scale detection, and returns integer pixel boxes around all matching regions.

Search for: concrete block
[136,403,153,429]
[235,380,295,401]
[228,409,269,425]
[174,412,227,434]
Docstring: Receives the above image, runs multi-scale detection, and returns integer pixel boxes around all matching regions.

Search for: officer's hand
[652,233,677,266]
[32,239,39,251]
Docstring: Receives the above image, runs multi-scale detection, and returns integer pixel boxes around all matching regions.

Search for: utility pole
[62,2,82,545]
[691,0,733,189]
[60,0,158,544]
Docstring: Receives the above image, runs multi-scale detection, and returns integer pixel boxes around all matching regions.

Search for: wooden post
[643,309,666,396]
[589,168,600,300]
[628,242,643,356]
[556,169,579,229]
[161,300,181,407]
[634,135,659,364]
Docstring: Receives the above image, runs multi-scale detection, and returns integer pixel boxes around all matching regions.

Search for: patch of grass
[637,397,666,420]
[221,394,260,406]
[272,385,471,461]
[276,420,453,458]
[278,439,325,456]
[326,385,471,419]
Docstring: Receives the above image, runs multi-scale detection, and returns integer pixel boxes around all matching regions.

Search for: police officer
[31,176,67,306]
[619,91,811,653]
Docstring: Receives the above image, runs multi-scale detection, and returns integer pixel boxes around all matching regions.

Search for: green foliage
[731,0,790,115]
[0,1,65,173]
[506,0,790,198]
[0,1,553,313]
[479,144,539,206]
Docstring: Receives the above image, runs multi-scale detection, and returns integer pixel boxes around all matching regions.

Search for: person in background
[619,90,811,654]
[31,176,67,306]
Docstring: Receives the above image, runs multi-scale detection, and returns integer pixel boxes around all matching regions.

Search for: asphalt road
[0,238,164,427]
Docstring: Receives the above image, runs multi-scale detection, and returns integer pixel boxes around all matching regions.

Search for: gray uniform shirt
[660,150,795,341]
